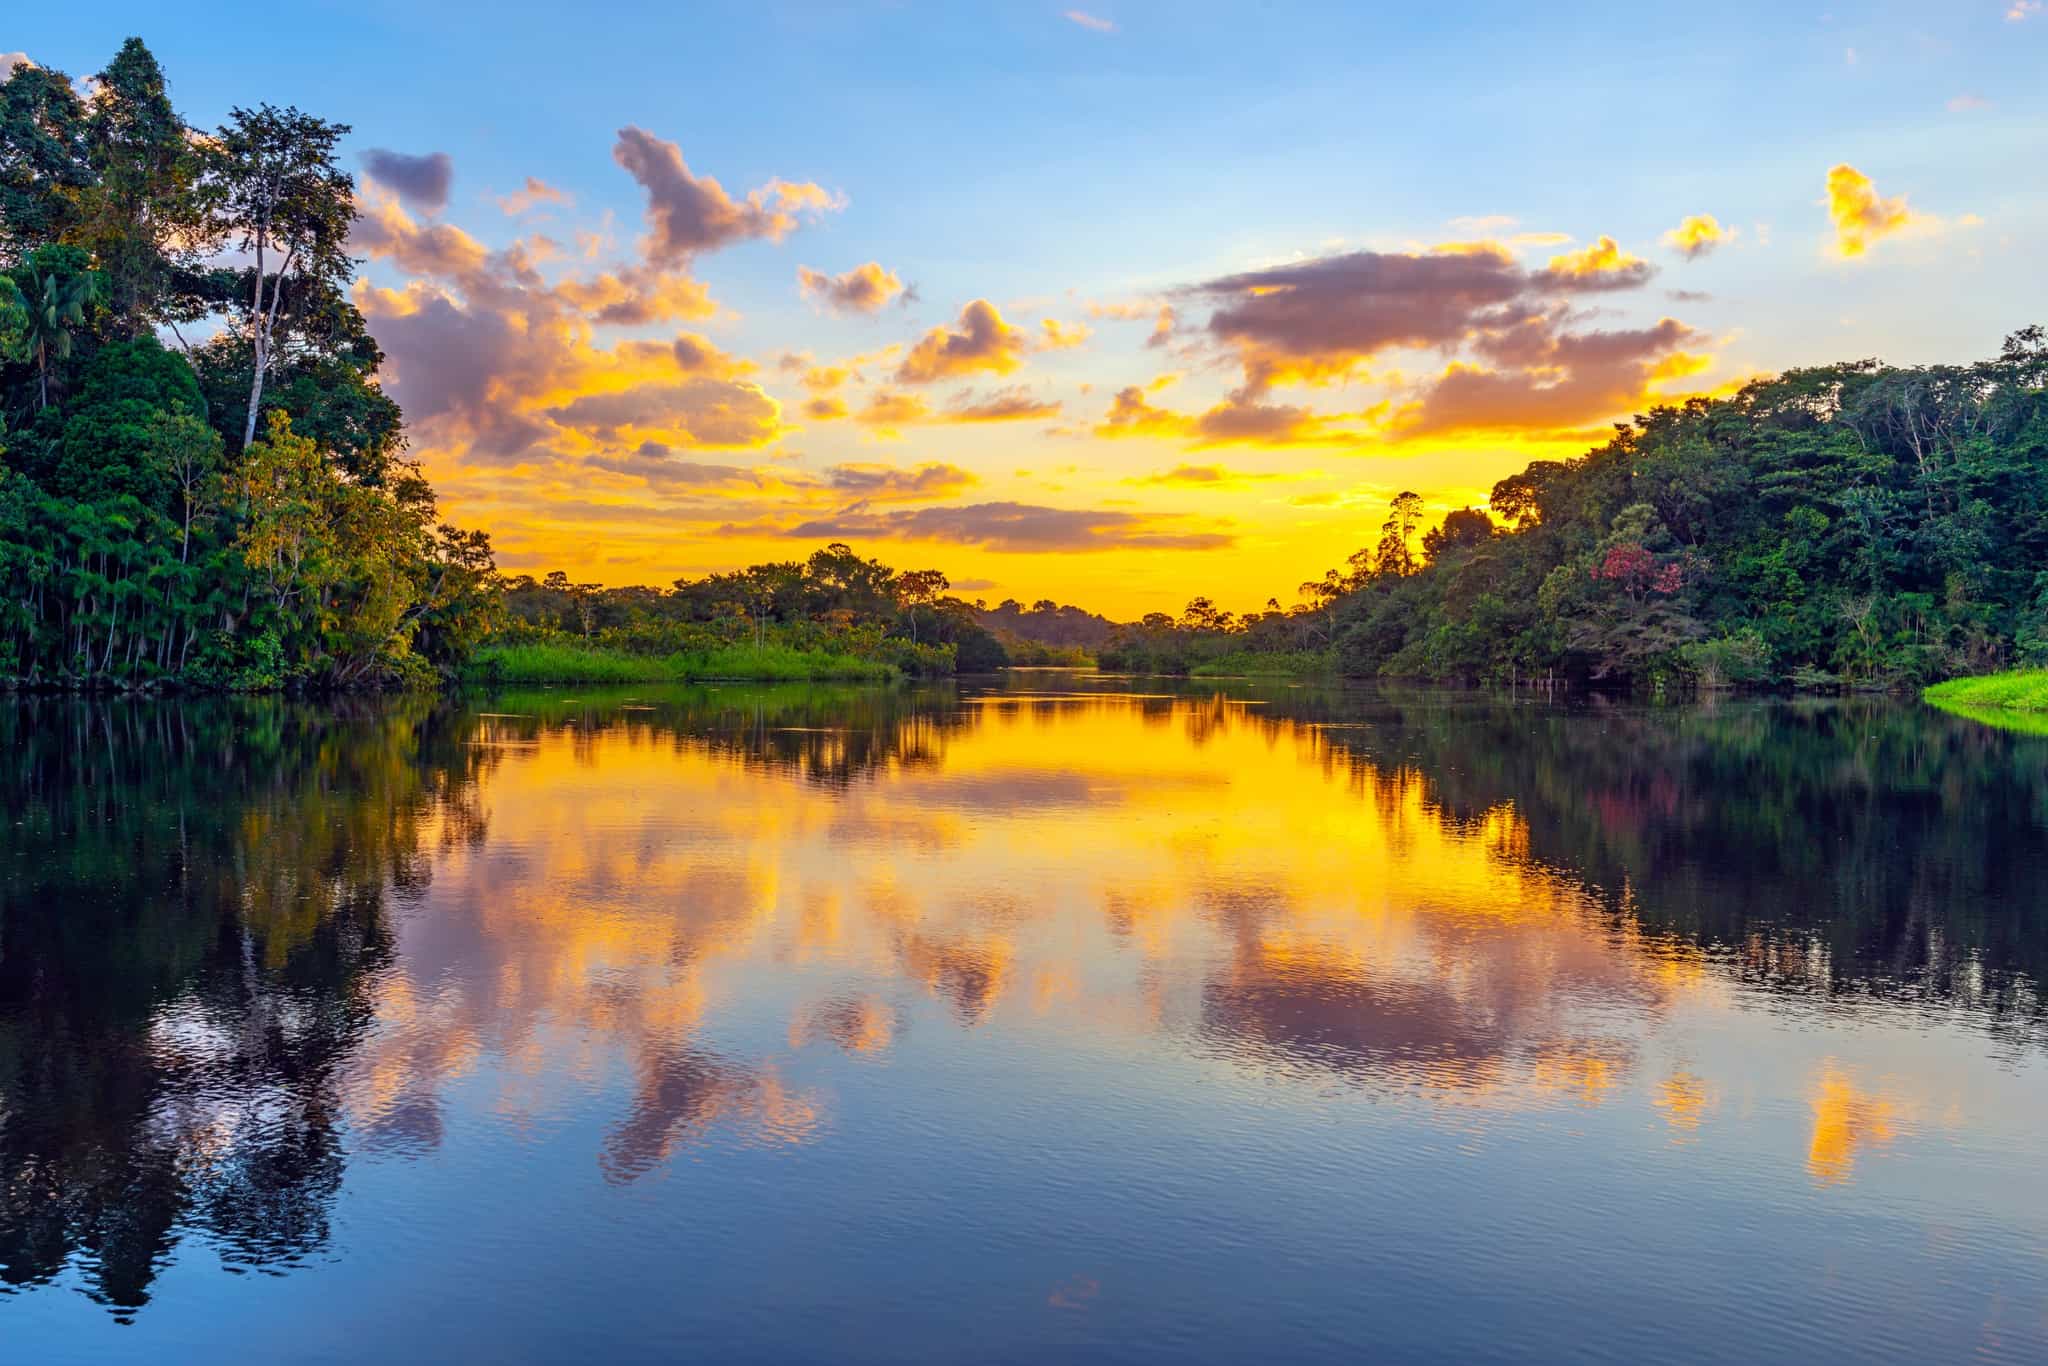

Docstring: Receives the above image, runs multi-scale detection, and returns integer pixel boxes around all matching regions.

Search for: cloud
[1399,319,1700,436]
[897,299,1029,383]
[499,176,572,214]
[1168,231,1710,447]
[1093,383,1344,448]
[612,126,839,265]
[1147,304,1177,349]
[0,53,32,80]
[2008,1,2042,20]
[1039,317,1091,350]
[548,378,785,448]
[1661,214,1733,259]
[1946,93,1991,112]
[1193,394,1327,446]
[1536,235,1654,290]
[1064,10,1116,32]
[1095,384,1194,439]
[798,261,907,314]
[1138,464,1277,486]
[945,386,1062,422]
[1448,214,1520,235]
[1193,248,1531,375]
[1825,163,1916,258]
[1086,299,1154,320]
[586,442,768,488]
[663,333,753,377]
[552,265,717,326]
[784,502,1232,553]
[853,390,934,429]
[361,149,453,213]
[803,395,849,421]
[822,462,976,502]
[799,365,851,392]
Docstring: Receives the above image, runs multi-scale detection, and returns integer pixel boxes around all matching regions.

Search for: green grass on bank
[1924,670,2048,734]
[1925,670,2048,710]
[464,642,898,685]
[1187,650,1335,679]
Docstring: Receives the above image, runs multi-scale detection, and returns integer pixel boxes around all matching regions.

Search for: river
[3,675,2045,1362]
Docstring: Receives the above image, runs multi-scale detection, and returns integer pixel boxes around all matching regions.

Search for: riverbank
[1925,670,2048,711]
[1187,650,1334,679]
[462,642,899,685]
[1924,670,2048,735]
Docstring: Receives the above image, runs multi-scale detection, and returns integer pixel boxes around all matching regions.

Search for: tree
[143,411,222,563]
[1374,491,1425,577]
[0,58,92,253]
[1421,507,1495,561]
[896,568,948,643]
[9,247,97,408]
[204,105,356,448]
[79,39,215,337]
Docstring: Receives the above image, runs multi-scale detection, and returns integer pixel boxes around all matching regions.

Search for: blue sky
[8,2,2041,610]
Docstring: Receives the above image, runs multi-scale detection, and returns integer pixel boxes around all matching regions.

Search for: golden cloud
[897,300,1029,383]
[1040,317,1092,350]
[1540,235,1653,288]
[1825,164,1915,258]
[1661,214,1733,259]
[797,261,907,314]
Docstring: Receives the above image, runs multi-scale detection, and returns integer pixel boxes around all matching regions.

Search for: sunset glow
[10,3,2029,615]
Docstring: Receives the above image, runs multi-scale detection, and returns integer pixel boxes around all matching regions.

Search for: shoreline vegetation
[4,43,2045,700]
[464,642,897,686]
[1924,670,2048,734]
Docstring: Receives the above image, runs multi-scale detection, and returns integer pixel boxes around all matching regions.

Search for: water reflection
[3,679,2047,1348]
[0,697,484,1313]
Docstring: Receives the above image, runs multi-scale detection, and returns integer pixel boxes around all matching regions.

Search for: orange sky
[312,14,2024,619]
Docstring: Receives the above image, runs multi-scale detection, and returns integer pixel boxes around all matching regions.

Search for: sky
[8,1,2045,616]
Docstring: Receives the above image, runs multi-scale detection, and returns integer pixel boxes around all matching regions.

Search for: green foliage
[0,42,496,691]
[489,541,1002,679]
[1315,330,2048,689]
[1187,650,1333,678]
[1925,669,2048,714]
[464,641,899,685]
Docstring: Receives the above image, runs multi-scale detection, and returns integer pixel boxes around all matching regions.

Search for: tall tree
[203,105,355,448]
[0,59,91,257]
[9,248,96,408]
[79,39,215,337]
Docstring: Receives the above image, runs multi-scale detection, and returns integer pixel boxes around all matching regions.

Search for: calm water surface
[3,676,2046,1362]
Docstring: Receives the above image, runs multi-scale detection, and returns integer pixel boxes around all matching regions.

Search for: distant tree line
[498,541,1010,674]
[973,598,1116,664]
[0,39,497,690]
[1104,330,2048,689]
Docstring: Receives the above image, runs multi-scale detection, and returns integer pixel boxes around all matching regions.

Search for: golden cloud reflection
[338,686,2010,1186]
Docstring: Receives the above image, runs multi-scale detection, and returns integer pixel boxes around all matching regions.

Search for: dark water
[3,676,2047,1363]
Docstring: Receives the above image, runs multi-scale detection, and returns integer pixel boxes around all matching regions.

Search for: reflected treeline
[470,678,2048,1028]
[473,683,974,786]
[466,680,2048,1024]
[0,697,490,1314]
[1311,693,2048,1022]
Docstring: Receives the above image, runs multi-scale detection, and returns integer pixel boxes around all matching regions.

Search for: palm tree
[8,268,96,409]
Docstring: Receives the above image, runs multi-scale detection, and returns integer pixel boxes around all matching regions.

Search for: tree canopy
[0,39,496,689]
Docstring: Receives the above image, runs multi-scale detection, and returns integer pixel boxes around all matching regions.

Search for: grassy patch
[1187,650,1335,679]
[464,642,897,685]
[1924,670,2048,733]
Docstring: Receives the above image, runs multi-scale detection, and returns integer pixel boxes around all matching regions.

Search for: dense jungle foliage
[0,40,497,690]
[1102,329,2048,689]
[490,541,1011,677]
